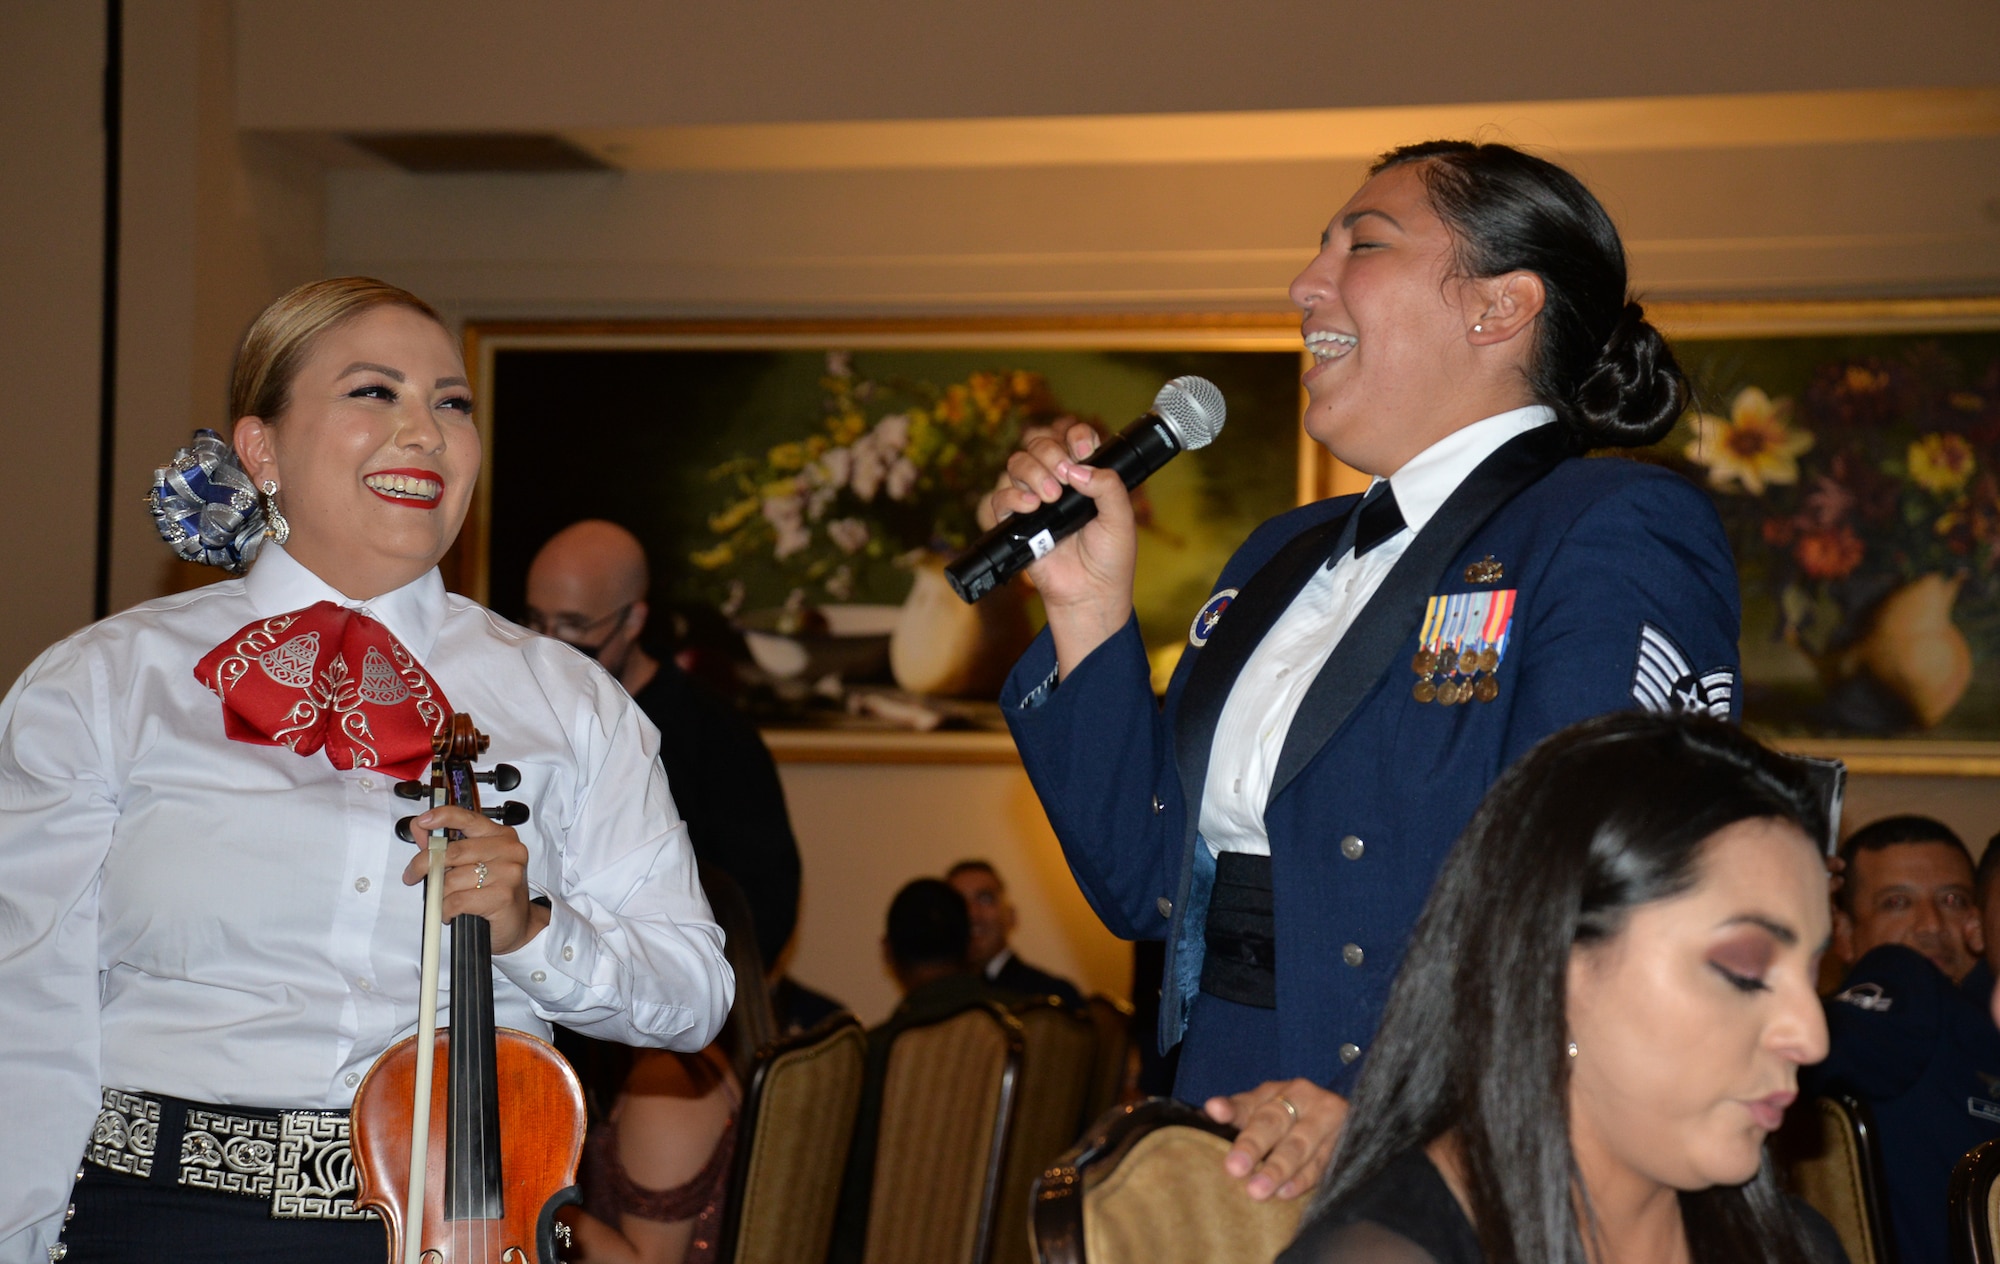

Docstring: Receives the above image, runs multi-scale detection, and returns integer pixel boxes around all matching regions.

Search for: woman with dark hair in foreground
[1282,712,1847,1264]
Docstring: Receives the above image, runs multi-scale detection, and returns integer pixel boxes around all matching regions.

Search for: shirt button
[356,977,372,992]
[1340,834,1364,860]
[344,1072,360,1088]
[354,877,371,893]
[1157,897,1173,919]
[1275,667,1290,680]
[358,778,375,793]
[531,970,547,984]
[561,945,575,962]
[1339,1042,1362,1065]
[1342,943,1365,967]
[1232,777,1242,794]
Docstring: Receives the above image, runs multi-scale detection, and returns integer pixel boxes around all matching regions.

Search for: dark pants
[62,1167,387,1264]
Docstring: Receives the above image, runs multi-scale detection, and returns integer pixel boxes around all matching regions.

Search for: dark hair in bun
[1371,141,1688,449]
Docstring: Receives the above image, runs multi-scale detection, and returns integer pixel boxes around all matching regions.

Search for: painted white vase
[889,558,1034,698]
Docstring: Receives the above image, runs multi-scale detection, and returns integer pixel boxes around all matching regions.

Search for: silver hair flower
[147,429,267,572]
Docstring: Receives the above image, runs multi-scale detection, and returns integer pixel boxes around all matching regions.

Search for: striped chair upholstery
[991,1000,1101,1264]
[863,1003,1025,1264]
[717,1014,868,1264]
[1033,1099,1301,1264]
[1081,994,1135,1133]
[1775,1093,1897,1264]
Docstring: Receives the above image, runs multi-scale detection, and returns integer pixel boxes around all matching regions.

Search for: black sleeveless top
[1278,1149,1853,1264]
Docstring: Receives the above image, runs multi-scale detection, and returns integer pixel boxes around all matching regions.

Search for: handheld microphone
[945,375,1226,603]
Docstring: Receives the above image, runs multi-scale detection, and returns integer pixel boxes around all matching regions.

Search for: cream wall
[6,1,2000,1026]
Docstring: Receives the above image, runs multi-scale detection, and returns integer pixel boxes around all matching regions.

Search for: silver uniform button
[1339,835,1364,860]
[1156,897,1173,919]
[1338,1042,1362,1064]
[1342,943,1365,967]
[1151,795,1166,814]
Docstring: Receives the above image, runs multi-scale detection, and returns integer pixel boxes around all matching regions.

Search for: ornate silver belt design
[86,1087,375,1221]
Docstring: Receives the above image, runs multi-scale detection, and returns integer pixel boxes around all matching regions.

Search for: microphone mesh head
[1154,376,1226,449]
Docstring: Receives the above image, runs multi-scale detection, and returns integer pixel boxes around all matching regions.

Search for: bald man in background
[526,520,802,966]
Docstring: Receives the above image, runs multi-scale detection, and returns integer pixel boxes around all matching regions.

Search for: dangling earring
[1566,1041,1579,1058]
[260,480,290,545]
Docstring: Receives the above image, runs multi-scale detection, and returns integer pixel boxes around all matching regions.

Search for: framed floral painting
[1644,298,2000,773]
[456,316,1321,759]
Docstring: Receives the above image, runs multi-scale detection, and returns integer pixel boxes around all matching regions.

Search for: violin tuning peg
[393,780,429,801]
[395,815,417,844]
[482,800,530,828]
[474,763,522,792]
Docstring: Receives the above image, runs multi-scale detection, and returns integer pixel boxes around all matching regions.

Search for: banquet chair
[1031,1098,1302,1264]
[714,1013,868,1264]
[1081,994,1135,1132]
[862,1002,1025,1264]
[1949,1137,2000,1264]
[990,999,1101,1264]
[1772,1092,1898,1264]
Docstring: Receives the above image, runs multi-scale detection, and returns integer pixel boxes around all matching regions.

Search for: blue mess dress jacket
[1001,424,1742,1100]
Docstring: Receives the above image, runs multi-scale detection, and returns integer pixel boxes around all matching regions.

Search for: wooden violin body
[350,713,587,1264]
[353,1028,584,1263]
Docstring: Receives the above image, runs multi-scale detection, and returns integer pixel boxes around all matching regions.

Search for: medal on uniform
[1188,588,1238,648]
[1409,588,1516,706]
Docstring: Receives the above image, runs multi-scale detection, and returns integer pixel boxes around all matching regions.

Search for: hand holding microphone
[962,376,1226,678]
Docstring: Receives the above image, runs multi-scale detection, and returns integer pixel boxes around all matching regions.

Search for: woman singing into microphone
[988,142,1742,1202]
[0,278,732,1262]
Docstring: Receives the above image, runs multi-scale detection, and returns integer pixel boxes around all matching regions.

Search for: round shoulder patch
[1189,588,1239,648]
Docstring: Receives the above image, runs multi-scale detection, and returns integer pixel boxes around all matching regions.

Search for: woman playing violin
[0,278,733,1262]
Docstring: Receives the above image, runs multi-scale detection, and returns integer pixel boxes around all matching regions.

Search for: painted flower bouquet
[1675,346,2000,726]
[693,353,1073,605]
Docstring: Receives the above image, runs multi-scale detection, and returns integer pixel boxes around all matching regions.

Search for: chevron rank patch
[1632,623,1734,718]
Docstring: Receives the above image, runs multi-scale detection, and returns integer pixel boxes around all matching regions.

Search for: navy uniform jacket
[1001,424,1740,1101]
[1806,944,2000,1264]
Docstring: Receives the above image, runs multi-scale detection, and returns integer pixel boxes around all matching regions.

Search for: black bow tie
[1352,481,1407,559]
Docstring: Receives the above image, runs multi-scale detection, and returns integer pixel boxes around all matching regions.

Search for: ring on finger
[1276,1095,1299,1123]
[474,861,488,890]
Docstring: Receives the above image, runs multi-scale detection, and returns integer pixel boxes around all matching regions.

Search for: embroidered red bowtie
[195,600,451,778]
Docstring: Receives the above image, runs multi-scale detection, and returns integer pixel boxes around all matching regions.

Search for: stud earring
[1566,1041,1579,1058]
[260,479,290,545]
[1473,323,1485,333]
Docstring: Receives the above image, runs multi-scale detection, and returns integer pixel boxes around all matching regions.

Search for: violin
[351,713,588,1264]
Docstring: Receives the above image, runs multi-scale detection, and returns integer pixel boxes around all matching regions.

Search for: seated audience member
[563,868,777,1264]
[527,520,801,966]
[948,858,1086,1009]
[829,878,1012,1263]
[1282,713,1845,1264]
[1808,814,2000,1264]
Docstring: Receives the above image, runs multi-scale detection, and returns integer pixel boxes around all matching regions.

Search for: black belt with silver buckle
[85,1087,375,1221]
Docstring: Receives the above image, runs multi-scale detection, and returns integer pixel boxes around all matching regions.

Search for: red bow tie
[195,600,451,778]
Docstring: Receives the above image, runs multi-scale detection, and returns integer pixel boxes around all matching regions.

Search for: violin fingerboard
[446,911,506,1220]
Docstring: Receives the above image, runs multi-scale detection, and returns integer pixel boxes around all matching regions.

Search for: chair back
[991,1000,1101,1264]
[716,1014,868,1264]
[1032,1098,1301,1264]
[1773,1092,1897,1264]
[863,1003,1025,1264]
[1081,994,1134,1131]
[1949,1137,2000,1264]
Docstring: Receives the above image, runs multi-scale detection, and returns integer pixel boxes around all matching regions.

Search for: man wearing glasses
[525,519,802,970]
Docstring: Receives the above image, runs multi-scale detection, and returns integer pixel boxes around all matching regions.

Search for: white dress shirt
[1199,405,1556,856]
[0,545,732,1257]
